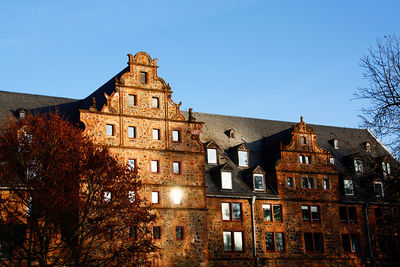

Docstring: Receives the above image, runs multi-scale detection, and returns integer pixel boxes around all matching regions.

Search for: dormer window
[253,174,264,191]
[364,142,371,152]
[229,129,235,139]
[237,144,249,167]
[206,142,218,164]
[354,159,363,174]
[221,171,233,190]
[207,148,217,164]
[333,139,339,149]
[238,151,248,167]
[382,161,390,176]
[344,179,354,196]
[19,109,26,119]
[329,157,335,165]
[374,181,384,197]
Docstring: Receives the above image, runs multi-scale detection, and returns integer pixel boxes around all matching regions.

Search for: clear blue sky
[1,0,399,128]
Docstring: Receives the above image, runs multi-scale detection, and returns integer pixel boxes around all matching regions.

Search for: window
[354,159,363,174]
[221,202,242,221]
[339,207,357,223]
[173,162,180,174]
[223,231,243,252]
[106,124,114,136]
[304,233,323,252]
[151,160,159,173]
[152,191,159,204]
[344,179,354,196]
[128,159,135,170]
[221,171,232,189]
[342,234,360,253]
[301,136,307,145]
[128,126,135,138]
[323,178,330,190]
[374,181,384,198]
[171,188,182,204]
[140,71,147,83]
[176,226,184,240]
[152,97,159,108]
[104,191,111,202]
[382,162,391,176]
[238,151,249,167]
[172,130,180,142]
[128,94,136,106]
[207,148,217,164]
[329,157,335,165]
[299,155,311,164]
[128,191,135,203]
[152,129,160,140]
[129,226,136,239]
[333,139,339,149]
[265,232,285,252]
[262,204,282,222]
[301,205,320,222]
[153,226,161,239]
[286,177,295,188]
[253,174,264,191]
[302,178,314,189]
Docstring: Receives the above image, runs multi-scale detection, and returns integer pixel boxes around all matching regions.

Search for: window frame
[339,206,357,223]
[253,173,265,191]
[344,179,355,196]
[221,202,242,222]
[152,128,160,140]
[151,96,159,109]
[172,130,180,142]
[176,226,184,240]
[304,232,324,253]
[223,231,244,252]
[382,161,391,176]
[238,150,249,167]
[128,94,137,106]
[207,148,218,164]
[286,177,295,189]
[301,205,321,223]
[173,161,181,174]
[342,233,360,254]
[221,171,233,190]
[151,160,159,173]
[323,178,330,190]
[140,71,148,84]
[374,181,384,198]
[106,124,114,136]
[302,177,314,189]
[262,204,283,222]
[265,232,285,252]
[128,126,136,139]
[153,226,161,240]
[354,159,363,174]
[151,191,160,204]
[128,159,136,170]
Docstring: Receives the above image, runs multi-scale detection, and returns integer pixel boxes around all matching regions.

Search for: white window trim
[238,151,249,167]
[374,181,384,197]
[207,148,217,164]
[344,179,354,196]
[253,174,265,191]
[221,171,233,189]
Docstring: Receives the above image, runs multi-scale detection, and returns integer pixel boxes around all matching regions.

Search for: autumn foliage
[0,113,156,266]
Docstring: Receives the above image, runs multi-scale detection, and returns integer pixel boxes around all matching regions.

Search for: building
[0,52,399,266]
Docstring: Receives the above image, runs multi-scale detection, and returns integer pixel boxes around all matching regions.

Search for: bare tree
[0,114,157,266]
[356,34,400,157]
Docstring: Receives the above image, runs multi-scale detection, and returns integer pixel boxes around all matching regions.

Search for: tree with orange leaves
[0,113,157,266]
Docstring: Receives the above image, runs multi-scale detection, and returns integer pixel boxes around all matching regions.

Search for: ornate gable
[282,116,326,153]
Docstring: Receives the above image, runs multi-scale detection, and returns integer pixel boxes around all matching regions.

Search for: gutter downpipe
[364,202,375,267]
[251,195,259,267]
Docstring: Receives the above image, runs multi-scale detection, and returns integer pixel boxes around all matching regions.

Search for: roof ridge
[0,90,78,101]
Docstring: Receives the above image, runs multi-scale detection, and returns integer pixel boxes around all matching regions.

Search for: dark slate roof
[0,90,80,122]
[184,111,391,198]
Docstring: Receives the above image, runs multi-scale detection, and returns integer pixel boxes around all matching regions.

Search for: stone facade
[1,52,399,266]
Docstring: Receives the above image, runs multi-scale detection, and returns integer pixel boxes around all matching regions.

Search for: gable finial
[188,108,196,122]
[300,116,304,122]
[90,97,97,111]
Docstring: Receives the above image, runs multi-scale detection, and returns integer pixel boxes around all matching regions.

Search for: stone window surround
[262,203,283,222]
[151,160,159,173]
[301,205,321,223]
[151,191,160,204]
[264,232,285,252]
[304,232,324,253]
[153,226,161,240]
[339,206,357,224]
[176,226,184,240]
[173,161,181,174]
[221,202,242,222]
[172,129,181,142]
[223,231,244,252]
